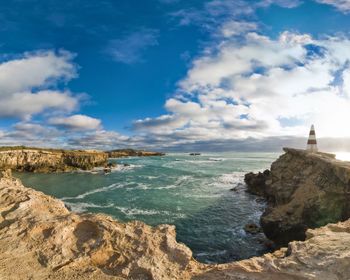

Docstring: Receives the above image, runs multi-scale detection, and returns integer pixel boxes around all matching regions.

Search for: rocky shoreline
[1,165,350,279]
[107,149,165,158]
[0,147,165,173]
[0,147,108,172]
[1,147,350,279]
[245,147,350,246]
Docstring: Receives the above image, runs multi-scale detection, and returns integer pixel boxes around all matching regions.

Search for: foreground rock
[246,148,350,246]
[107,149,165,158]
[0,170,194,279]
[1,169,350,279]
[0,146,108,172]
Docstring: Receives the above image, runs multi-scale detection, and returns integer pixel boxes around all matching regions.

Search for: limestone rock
[0,174,194,280]
[194,219,350,280]
[0,147,108,172]
[247,148,350,246]
[1,172,350,279]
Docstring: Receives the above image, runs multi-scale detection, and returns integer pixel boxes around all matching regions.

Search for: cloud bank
[133,30,350,148]
[1,0,350,151]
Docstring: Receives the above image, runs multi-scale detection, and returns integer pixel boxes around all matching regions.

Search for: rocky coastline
[107,149,165,158]
[0,147,165,173]
[1,169,350,279]
[245,147,350,246]
[0,146,108,172]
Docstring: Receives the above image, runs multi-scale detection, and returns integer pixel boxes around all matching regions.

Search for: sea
[16,152,280,264]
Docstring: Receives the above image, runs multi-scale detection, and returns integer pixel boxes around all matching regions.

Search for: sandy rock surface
[1,169,350,280]
[0,147,108,172]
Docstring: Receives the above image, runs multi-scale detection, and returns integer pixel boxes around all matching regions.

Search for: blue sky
[0,0,350,151]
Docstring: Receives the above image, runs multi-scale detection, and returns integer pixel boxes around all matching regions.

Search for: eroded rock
[257,148,350,246]
[0,147,108,172]
[1,170,350,279]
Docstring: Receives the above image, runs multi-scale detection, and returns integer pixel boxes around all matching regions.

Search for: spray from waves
[76,164,143,175]
[115,206,170,216]
[61,183,123,200]
[64,202,114,213]
[133,175,193,191]
[210,172,246,188]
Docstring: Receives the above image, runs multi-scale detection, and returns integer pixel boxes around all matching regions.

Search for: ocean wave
[211,172,245,188]
[115,206,171,216]
[76,164,143,175]
[208,157,226,162]
[181,193,223,198]
[61,183,123,200]
[196,250,227,257]
[64,202,114,213]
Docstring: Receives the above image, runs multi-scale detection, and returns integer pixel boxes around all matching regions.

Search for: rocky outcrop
[0,147,108,172]
[107,149,165,158]
[244,170,270,197]
[1,170,350,279]
[246,147,350,246]
[194,219,350,280]
[0,170,194,280]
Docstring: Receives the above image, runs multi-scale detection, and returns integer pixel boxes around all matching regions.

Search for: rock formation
[1,169,350,279]
[0,170,194,279]
[0,146,108,172]
[245,147,350,246]
[107,149,165,158]
[245,170,270,197]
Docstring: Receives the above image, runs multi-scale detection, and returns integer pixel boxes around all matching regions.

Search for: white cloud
[0,50,80,119]
[134,31,350,143]
[0,50,76,96]
[48,114,102,131]
[67,130,130,149]
[0,90,78,119]
[170,0,301,32]
[315,0,350,12]
[221,21,258,37]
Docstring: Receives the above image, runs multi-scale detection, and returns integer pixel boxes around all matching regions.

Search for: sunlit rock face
[0,147,108,172]
[1,169,350,280]
[247,148,350,246]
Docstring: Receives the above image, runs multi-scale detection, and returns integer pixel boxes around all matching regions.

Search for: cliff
[107,149,165,158]
[1,170,350,280]
[0,147,108,172]
[245,148,350,246]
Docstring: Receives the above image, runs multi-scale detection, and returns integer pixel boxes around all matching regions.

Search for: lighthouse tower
[306,125,318,152]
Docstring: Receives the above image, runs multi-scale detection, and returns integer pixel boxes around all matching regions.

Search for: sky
[0,0,350,151]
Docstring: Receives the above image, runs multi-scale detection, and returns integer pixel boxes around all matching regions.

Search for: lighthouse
[306,124,318,152]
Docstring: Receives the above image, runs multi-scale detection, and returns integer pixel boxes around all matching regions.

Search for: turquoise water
[16,152,279,264]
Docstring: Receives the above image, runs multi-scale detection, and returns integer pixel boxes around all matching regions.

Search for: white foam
[212,172,245,187]
[196,250,227,257]
[115,206,171,216]
[65,202,114,213]
[61,183,123,200]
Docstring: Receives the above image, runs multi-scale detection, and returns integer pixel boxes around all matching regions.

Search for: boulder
[244,169,270,197]
[244,223,261,234]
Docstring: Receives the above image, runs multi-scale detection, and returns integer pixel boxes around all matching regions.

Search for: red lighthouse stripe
[309,130,315,135]
[307,139,317,144]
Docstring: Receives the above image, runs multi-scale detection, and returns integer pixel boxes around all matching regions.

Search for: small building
[306,124,318,152]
